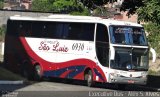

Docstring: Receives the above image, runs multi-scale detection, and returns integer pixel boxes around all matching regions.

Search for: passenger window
[68,23,95,41]
[7,20,19,36]
[31,21,44,37]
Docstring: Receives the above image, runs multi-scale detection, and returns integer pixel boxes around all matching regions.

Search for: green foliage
[92,7,108,16]
[80,0,109,10]
[136,0,160,57]
[53,0,76,12]
[120,0,144,16]
[31,0,90,15]
[143,23,160,57]
[0,25,6,41]
[0,25,6,34]
[148,69,158,75]
[0,1,4,9]
[137,0,160,24]
[31,0,54,12]
[70,7,90,16]
[51,0,90,15]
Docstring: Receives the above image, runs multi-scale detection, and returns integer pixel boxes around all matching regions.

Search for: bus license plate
[128,80,135,84]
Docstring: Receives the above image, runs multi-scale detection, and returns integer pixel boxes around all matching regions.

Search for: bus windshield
[110,47,149,71]
[109,26,148,45]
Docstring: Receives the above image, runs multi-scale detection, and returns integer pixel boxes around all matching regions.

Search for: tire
[34,65,42,81]
[84,70,94,87]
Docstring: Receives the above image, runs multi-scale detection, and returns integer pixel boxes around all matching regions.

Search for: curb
[0,80,23,84]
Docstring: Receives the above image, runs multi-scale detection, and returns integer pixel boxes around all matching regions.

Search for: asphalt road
[0,79,159,97]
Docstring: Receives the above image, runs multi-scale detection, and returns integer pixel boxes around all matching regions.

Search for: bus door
[96,24,109,67]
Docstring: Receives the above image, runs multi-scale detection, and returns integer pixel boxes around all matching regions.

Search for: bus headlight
[110,73,120,77]
[109,73,120,82]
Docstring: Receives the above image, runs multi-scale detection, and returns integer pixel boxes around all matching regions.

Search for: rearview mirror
[150,48,156,63]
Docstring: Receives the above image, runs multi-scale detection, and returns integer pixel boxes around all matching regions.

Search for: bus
[4,14,149,88]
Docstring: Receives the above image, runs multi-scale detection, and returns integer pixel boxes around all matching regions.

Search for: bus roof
[9,14,142,27]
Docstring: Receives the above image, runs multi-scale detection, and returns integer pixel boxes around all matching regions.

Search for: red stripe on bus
[20,37,107,82]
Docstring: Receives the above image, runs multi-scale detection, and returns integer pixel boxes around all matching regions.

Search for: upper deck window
[109,26,148,46]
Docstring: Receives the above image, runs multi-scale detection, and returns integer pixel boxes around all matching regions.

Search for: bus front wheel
[84,70,94,87]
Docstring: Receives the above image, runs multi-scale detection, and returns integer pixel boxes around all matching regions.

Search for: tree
[31,0,90,15]
[143,23,160,57]
[0,0,4,9]
[136,0,160,57]
[118,0,160,56]
[120,0,144,16]
[53,0,81,13]
[137,0,160,24]
[79,0,145,16]
[80,0,109,10]
[52,0,90,15]
[0,25,6,41]
[31,0,54,12]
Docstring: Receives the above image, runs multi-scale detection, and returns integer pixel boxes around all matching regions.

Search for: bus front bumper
[108,75,147,85]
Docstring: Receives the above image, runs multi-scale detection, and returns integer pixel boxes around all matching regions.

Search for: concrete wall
[0,10,53,26]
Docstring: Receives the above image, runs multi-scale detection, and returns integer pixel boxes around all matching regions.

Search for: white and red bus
[4,15,149,88]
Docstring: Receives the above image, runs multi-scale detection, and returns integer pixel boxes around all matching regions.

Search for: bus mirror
[110,46,115,60]
[150,48,156,63]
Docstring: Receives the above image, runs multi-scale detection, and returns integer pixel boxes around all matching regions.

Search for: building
[3,0,32,10]
[106,0,138,23]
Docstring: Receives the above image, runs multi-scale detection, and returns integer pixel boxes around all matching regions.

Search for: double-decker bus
[4,15,149,88]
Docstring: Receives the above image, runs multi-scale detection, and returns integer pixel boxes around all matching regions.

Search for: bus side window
[68,23,80,40]
[62,23,69,39]
[31,21,45,38]
[39,22,69,39]
[46,22,56,38]
[96,24,109,67]
[19,21,32,37]
[52,23,69,39]
[81,23,94,41]
[68,23,94,41]
[7,20,19,36]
